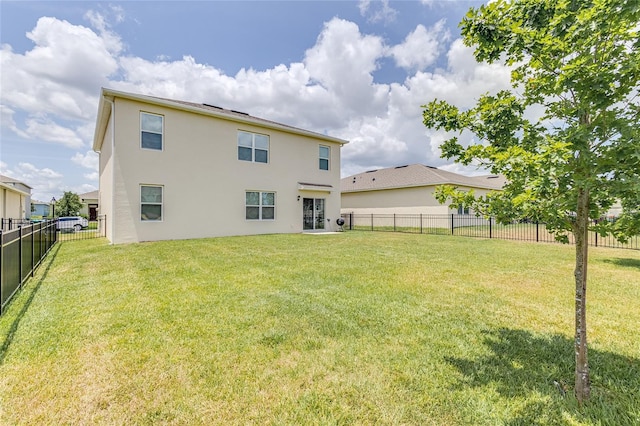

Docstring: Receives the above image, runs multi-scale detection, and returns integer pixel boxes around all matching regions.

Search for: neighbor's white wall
[1,186,27,219]
[341,185,496,215]
[341,186,449,215]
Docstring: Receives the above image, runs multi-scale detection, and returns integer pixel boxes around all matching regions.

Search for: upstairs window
[141,185,163,221]
[319,145,330,170]
[245,191,275,220]
[238,131,269,163]
[141,112,163,150]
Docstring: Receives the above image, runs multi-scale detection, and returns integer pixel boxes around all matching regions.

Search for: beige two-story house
[1,175,32,222]
[93,88,347,244]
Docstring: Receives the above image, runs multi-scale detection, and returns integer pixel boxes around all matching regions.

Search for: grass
[0,232,638,425]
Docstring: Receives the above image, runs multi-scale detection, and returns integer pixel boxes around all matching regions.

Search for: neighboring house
[31,201,51,218]
[79,190,99,221]
[341,164,506,215]
[93,88,347,244]
[0,175,32,220]
[342,164,626,220]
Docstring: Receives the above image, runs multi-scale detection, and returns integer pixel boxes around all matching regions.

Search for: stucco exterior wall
[341,186,496,215]
[1,186,28,219]
[102,96,342,244]
[341,186,450,215]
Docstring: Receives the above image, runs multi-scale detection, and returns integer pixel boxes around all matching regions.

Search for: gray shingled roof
[79,190,99,200]
[0,174,32,189]
[162,98,299,131]
[341,164,506,192]
[148,95,348,144]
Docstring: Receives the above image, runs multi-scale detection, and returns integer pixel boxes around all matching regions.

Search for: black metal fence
[340,213,639,250]
[0,216,106,315]
[1,220,58,315]
[2,216,106,242]
[54,216,106,242]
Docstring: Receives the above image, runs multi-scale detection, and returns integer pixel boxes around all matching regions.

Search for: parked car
[57,216,89,232]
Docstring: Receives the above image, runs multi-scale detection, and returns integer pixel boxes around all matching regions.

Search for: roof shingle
[341,164,505,192]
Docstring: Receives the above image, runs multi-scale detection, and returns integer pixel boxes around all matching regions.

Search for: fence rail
[340,213,639,250]
[2,216,106,242]
[0,216,106,315]
[1,220,58,315]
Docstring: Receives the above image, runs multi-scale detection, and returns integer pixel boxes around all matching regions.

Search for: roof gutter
[92,90,114,153]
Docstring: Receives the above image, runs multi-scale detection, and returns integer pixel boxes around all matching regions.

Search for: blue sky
[1,0,512,202]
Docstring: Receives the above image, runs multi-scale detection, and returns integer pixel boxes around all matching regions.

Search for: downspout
[103,96,115,244]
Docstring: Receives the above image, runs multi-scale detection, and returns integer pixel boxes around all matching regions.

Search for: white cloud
[358,0,398,24]
[75,183,98,194]
[71,151,99,171]
[0,105,29,138]
[2,8,516,201]
[388,21,449,71]
[24,117,85,149]
[116,18,391,130]
[336,36,513,176]
[0,16,119,122]
[1,162,64,201]
[304,18,389,117]
[83,172,99,181]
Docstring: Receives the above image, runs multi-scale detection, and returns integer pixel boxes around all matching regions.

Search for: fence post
[420,214,423,234]
[394,214,396,232]
[536,222,539,242]
[594,219,598,247]
[31,223,35,278]
[371,214,374,231]
[18,226,22,289]
[40,221,43,261]
[489,216,492,239]
[451,214,454,235]
[0,229,3,315]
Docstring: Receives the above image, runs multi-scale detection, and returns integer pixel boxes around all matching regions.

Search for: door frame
[302,197,325,231]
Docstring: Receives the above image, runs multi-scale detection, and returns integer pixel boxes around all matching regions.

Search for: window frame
[319,145,330,171]
[140,184,163,222]
[245,191,276,221]
[140,112,164,151]
[238,131,269,163]
[457,205,470,215]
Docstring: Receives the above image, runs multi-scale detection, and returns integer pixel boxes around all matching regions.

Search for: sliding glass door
[302,198,325,230]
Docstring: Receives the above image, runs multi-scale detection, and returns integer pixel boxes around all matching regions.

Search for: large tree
[55,191,83,217]
[423,0,639,404]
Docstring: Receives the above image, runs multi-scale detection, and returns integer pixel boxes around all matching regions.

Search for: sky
[0,0,513,202]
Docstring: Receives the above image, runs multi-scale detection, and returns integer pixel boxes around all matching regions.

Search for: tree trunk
[574,188,591,404]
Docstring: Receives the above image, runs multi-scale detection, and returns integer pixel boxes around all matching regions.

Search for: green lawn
[1,232,638,425]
